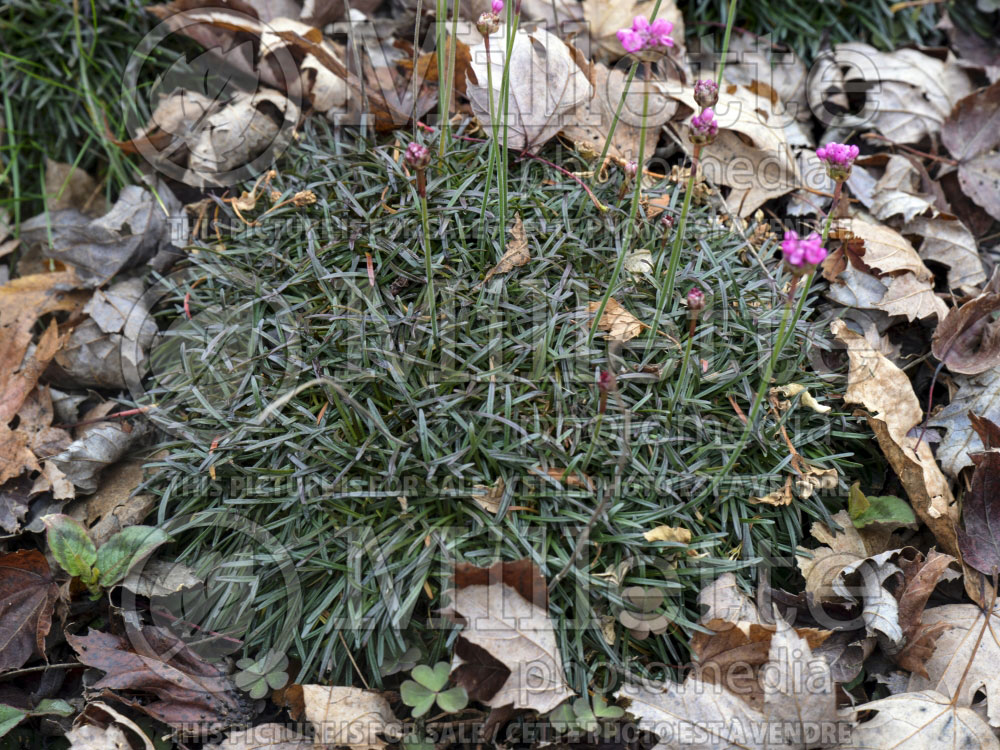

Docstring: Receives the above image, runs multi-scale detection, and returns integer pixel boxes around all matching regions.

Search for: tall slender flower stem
[496,4,522,239]
[417,176,438,344]
[682,175,838,512]
[587,62,652,348]
[478,32,499,228]
[650,145,700,340]
[667,314,697,417]
[589,0,667,186]
[715,0,739,85]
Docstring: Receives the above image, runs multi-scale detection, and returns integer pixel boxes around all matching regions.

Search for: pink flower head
[647,18,675,47]
[693,79,719,108]
[816,142,859,181]
[491,0,504,12]
[687,287,705,311]
[690,107,718,145]
[405,142,430,169]
[624,160,638,178]
[616,28,644,54]
[617,15,674,55]
[781,230,827,274]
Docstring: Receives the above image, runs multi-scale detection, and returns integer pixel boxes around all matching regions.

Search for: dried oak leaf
[445,559,573,713]
[930,268,1000,376]
[617,618,848,750]
[66,627,246,735]
[907,603,1000,728]
[942,79,1000,222]
[0,549,58,670]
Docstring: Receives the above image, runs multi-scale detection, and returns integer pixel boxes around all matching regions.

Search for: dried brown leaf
[588,298,642,342]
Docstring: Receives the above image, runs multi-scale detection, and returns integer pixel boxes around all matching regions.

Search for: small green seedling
[400,663,468,717]
[549,696,624,734]
[42,514,171,599]
[848,482,916,530]
[234,650,289,699]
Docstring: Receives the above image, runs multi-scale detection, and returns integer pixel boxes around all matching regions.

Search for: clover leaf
[400,662,468,717]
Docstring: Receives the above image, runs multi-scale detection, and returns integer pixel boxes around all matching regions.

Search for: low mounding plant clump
[143,114,870,687]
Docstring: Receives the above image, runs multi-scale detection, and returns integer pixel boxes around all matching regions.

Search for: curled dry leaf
[466,27,592,151]
[892,550,956,677]
[470,476,504,514]
[643,525,691,544]
[445,559,574,714]
[929,367,1000,477]
[930,268,1000,376]
[770,383,831,414]
[833,43,972,144]
[832,321,959,559]
[942,79,1000,222]
[667,83,800,217]
[482,215,530,284]
[67,627,248,735]
[298,686,397,749]
[908,214,986,293]
[749,475,794,506]
[19,186,180,288]
[561,61,673,163]
[588,298,642,342]
[955,450,1000,576]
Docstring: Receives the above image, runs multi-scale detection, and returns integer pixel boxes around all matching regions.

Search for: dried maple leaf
[689,620,830,711]
[0,549,58,670]
[846,690,998,749]
[908,603,1000,728]
[617,618,848,750]
[445,559,573,713]
[942,79,1000,222]
[67,627,247,735]
[696,572,760,625]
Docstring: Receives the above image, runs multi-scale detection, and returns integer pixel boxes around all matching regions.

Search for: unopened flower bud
[477,11,500,35]
[405,142,430,170]
[693,79,719,109]
[687,287,705,312]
